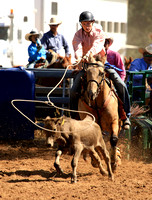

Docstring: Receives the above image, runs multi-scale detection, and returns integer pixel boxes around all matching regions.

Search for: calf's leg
[90,149,108,176]
[71,145,83,183]
[54,150,63,175]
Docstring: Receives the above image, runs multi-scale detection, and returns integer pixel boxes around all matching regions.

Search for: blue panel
[0,67,35,140]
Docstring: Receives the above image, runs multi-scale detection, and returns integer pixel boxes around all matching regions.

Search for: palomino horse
[78,55,121,171]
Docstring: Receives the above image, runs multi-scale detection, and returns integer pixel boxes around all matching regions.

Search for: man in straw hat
[25,29,48,68]
[41,17,70,64]
[104,34,126,81]
[128,44,152,87]
[71,11,131,129]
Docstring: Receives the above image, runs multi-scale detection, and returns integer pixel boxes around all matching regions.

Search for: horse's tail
[130,103,149,118]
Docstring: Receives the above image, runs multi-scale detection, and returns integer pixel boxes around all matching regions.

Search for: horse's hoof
[123,118,131,130]
[111,162,117,172]
[123,124,130,130]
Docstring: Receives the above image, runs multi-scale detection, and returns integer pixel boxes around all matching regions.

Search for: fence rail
[26,68,75,109]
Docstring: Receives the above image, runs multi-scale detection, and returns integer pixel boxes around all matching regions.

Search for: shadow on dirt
[0,169,93,183]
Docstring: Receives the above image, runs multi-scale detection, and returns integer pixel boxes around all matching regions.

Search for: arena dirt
[0,131,152,200]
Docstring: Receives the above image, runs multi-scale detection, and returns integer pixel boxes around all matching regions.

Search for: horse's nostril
[88,91,96,101]
[47,144,51,148]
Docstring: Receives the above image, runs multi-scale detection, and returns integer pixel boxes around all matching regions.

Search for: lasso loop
[11,61,96,133]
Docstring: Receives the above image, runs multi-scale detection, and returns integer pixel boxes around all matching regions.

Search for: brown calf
[44,115,114,183]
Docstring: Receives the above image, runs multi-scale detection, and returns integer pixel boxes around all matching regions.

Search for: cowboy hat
[139,44,152,55]
[25,29,41,41]
[104,33,114,47]
[48,17,62,26]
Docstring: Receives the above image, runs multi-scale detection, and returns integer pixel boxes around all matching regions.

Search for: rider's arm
[72,30,83,60]
[61,35,70,56]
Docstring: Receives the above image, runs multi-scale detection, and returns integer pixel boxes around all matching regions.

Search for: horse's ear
[124,56,127,62]
[88,52,95,62]
[129,57,133,62]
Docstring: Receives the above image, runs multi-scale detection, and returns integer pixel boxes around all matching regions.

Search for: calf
[44,115,114,183]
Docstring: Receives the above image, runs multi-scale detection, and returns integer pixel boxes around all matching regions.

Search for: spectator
[41,17,70,64]
[25,29,48,68]
[128,44,152,100]
[128,44,152,86]
[104,35,126,81]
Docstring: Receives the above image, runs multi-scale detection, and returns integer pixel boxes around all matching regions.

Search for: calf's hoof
[71,176,77,183]
[54,163,63,175]
[109,174,114,181]
[100,169,108,176]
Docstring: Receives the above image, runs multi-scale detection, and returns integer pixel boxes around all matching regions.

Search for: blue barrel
[0,67,35,140]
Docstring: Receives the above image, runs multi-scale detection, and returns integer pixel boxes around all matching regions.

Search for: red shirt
[107,49,126,81]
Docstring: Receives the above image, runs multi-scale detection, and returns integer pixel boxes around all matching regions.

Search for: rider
[41,17,71,64]
[70,11,131,130]
[25,29,48,68]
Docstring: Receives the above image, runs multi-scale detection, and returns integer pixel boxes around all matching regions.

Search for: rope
[11,61,96,133]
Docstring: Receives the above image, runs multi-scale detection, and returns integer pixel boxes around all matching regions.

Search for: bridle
[83,62,105,96]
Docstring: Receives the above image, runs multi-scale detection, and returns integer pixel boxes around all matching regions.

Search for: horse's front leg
[110,123,120,172]
[54,149,63,175]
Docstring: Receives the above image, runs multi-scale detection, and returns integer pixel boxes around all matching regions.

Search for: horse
[36,54,73,87]
[78,54,121,171]
[47,54,72,69]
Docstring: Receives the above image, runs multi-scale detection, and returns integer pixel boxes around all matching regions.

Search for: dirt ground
[0,131,152,200]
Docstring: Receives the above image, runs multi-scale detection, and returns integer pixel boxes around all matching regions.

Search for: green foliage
[126,0,152,59]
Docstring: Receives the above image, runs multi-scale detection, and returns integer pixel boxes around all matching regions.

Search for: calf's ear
[54,117,63,125]
[43,116,51,122]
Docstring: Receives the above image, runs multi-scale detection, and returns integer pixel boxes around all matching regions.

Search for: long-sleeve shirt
[28,42,46,63]
[41,30,70,55]
[72,24,105,59]
[128,58,149,86]
[107,49,126,81]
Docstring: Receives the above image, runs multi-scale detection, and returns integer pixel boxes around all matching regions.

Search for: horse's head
[47,54,72,69]
[86,54,104,101]
[62,54,72,69]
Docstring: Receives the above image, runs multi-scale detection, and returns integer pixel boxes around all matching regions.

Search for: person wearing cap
[128,44,152,100]
[104,35,126,81]
[25,29,48,68]
[41,17,70,64]
[70,11,131,130]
